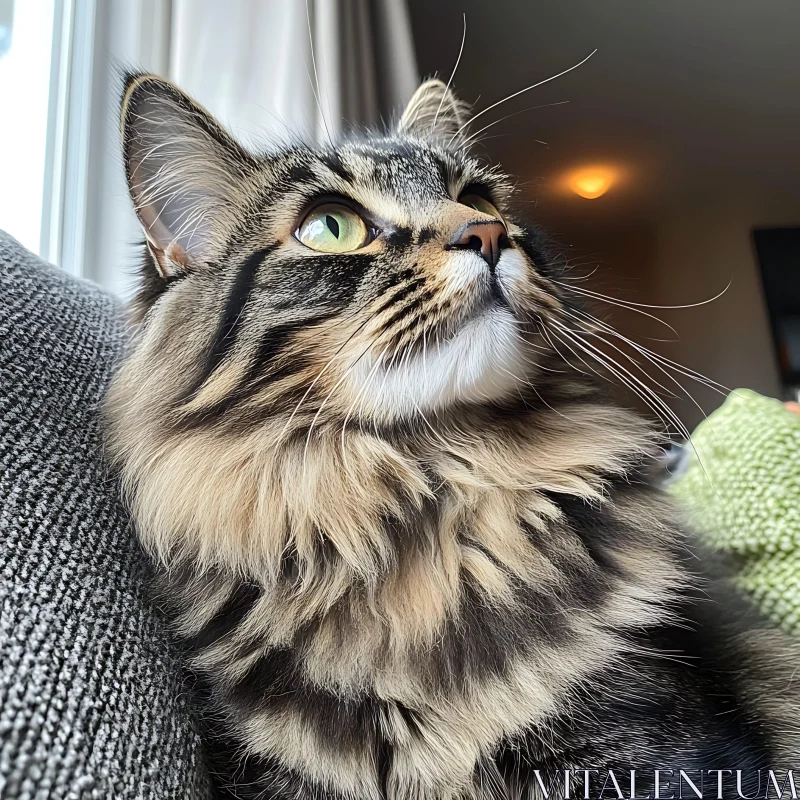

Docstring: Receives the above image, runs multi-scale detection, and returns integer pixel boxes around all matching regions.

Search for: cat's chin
[349,304,528,421]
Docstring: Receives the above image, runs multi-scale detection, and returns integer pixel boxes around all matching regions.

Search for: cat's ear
[397,79,470,142]
[120,73,253,277]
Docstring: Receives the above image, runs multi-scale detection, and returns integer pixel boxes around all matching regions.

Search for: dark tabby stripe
[183,581,262,653]
[188,245,279,395]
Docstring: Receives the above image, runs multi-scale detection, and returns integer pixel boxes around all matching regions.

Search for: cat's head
[105,74,651,572]
[112,73,566,436]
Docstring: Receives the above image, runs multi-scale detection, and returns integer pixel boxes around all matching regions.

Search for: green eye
[459,193,502,220]
[296,203,370,253]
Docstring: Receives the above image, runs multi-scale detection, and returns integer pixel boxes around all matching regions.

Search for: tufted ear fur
[120,73,255,277]
[397,79,470,142]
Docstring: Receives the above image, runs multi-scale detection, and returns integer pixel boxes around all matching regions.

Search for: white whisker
[278,316,371,441]
[340,344,391,469]
[432,14,467,133]
[552,322,688,439]
[555,281,680,339]
[305,0,333,146]
[448,50,597,145]
[566,306,731,394]
[300,340,375,475]
[457,101,568,152]
[554,277,733,311]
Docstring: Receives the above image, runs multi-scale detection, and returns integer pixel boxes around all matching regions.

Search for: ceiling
[407,0,800,232]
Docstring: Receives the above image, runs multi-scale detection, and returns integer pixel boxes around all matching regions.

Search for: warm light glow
[567,167,617,199]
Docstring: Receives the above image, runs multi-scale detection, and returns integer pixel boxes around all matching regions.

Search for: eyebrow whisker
[448,50,597,145]
[432,13,467,133]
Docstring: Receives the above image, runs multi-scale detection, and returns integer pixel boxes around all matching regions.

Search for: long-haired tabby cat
[105,72,799,799]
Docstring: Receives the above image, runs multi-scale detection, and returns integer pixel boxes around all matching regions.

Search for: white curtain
[85,0,418,295]
[170,0,419,144]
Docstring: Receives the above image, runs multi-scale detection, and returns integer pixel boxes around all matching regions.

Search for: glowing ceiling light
[567,167,616,199]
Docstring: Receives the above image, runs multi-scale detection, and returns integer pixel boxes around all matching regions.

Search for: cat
[104,72,800,799]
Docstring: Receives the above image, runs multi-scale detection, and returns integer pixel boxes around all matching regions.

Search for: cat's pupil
[326,215,340,238]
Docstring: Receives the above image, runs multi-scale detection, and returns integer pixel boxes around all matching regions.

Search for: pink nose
[448,220,509,269]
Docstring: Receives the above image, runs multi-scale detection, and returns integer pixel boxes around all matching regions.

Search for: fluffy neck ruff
[110,396,683,671]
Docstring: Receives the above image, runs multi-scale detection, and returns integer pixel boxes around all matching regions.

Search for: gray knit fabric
[0,231,213,799]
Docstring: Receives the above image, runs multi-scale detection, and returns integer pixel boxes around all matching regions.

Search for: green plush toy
[669,388,800,635]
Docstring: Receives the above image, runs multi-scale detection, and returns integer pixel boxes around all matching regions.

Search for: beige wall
[570,193,799,431]
[648,198,785,429]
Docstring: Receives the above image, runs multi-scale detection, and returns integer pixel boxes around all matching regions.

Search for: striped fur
[105,75,800,799]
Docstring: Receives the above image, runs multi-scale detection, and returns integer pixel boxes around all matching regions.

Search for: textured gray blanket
[0,231,212,799]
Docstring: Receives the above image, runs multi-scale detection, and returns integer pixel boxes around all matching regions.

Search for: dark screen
[752,227,800,388]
